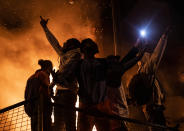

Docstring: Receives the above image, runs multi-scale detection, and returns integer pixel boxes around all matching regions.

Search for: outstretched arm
[120,38,146,65]
[40,16,63,56]
[149,33,168,71]
[140,27,171,74]
[121,50,145,74]
[120,47,139,65]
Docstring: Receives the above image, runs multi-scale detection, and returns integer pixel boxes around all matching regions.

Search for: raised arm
[120,47,139,65]
[40,16,63,56]
[140,27,171,74]
[121,50,145,74]
[149,33,168,71]
[120,38,146,65]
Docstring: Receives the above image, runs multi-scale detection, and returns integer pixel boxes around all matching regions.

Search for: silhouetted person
[40,16,81,131]
[129,29,170,131]
[25,59,53,131]
[77,38,110,131]
[77,38,144,131]
[104,42,145,131]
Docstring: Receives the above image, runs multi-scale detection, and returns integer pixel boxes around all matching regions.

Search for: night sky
[115,0,184,128]
[118,0,184,96]
[0,0,184,130]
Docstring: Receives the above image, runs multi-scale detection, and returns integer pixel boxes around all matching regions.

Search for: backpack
[128,73,153,105]
[24,76,40,117]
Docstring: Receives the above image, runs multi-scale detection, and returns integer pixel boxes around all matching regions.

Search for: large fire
[50,74,97,131]
[0,0,97,109]
[0,1,99,130]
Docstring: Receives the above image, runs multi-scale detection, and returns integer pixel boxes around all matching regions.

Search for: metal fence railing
[0,104,31,131]
[52,103,178,131]
[0,97,179,131]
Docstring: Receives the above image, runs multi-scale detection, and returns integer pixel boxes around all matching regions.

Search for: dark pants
[54,90,77,131]
[43,100,52,131]
[31,111,38,131]
[31,98,52,131]
[77,102,111,131]
[145,104,166,131]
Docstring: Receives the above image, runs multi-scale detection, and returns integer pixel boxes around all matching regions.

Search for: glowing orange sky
[0,0,97,108]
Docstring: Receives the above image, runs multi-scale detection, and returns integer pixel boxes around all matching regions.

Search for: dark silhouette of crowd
[24,17,171,131]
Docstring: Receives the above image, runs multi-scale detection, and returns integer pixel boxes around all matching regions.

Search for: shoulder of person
[36,70,49,78]
[96,58,107,63]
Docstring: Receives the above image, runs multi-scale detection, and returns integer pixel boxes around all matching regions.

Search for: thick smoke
[0,0,99,108]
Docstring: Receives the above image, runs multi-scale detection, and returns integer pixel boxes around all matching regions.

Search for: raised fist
[40,16,49,27]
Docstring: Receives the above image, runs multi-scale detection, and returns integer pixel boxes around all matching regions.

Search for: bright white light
[140,30,146,37]
[76,96,79,129]
[75,96,97,131]
[50,66,58,124]
[92,126,97,131]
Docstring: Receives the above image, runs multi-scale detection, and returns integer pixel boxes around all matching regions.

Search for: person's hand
[162,25,173,39]
[134,38,140,48]
[40,16,49,27]
[165,25,172,36]
[135,38,148,51]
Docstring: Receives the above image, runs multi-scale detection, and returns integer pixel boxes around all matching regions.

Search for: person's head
[38,59,53,74]
[62,38,81,53]
[80,38,99,58]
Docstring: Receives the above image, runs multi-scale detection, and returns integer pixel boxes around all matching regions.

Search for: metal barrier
[52,103,178,131]
[0,102,31,131]
[0,97,179,131]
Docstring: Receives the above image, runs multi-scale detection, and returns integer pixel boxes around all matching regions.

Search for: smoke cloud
[0,0,99,108]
